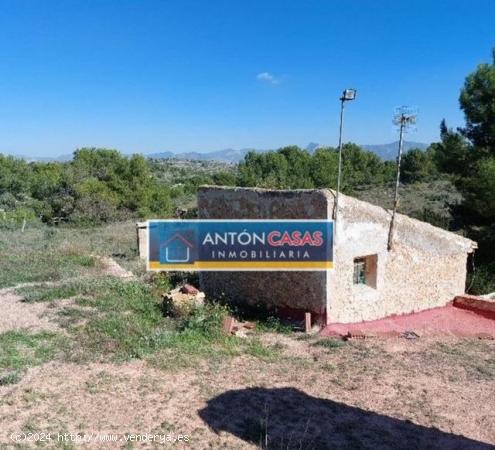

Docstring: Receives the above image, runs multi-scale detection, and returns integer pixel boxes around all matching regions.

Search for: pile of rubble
[162,284,205,317]
[162,284,257,337]
[222,316,256,338]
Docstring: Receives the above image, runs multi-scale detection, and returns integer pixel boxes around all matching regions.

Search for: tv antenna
[387,106,418,251]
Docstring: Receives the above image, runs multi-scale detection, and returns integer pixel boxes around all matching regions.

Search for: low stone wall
[136,222,148,260]
[454,294,495,320]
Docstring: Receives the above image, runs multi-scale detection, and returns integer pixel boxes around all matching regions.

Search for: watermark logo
[148,219,333,271]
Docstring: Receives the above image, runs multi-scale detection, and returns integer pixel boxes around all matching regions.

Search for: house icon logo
[159,232,194,264]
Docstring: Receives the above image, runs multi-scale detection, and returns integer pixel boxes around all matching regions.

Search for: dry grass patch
[0,334,493,448]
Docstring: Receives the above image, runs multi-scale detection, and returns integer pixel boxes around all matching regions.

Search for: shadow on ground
[198,387,492,449]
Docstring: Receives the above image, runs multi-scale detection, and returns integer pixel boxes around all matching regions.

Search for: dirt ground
[0,287,60,334]
[0,332,494,449]
[1,262,494,449]
[0,257,133,335]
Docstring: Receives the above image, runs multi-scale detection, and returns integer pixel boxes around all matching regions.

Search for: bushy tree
[401,147,437,183]
[311,147,338,188]
[461,156,495,224]
[237,143,396,191]
[452,49,495,226]
[238,150,290,188]
[341,143,392,188]
[441,48,495,293]
[0,148,174,225]
[429,120,472,177]
[459,48,495,154]
[278,146,314,188]
[71,178,120,223]
[212,171,237,186]
[0,155,32,198]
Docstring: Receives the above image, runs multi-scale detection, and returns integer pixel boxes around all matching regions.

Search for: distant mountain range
[147,148,256,164]
[147,141,429,163]
[7,141,429,164]
[361,141,429,160]
[24,154,73,163]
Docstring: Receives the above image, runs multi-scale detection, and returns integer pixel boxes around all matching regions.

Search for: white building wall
[326,193,473,324]
[138,186,476,325]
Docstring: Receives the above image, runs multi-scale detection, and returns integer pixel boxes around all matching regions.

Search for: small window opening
[353,254,378,288]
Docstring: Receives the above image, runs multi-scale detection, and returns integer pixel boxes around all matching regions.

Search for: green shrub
[0,370,23,386]
[313,338,345,350]
[467,263,495,295]
[179,303,229,337]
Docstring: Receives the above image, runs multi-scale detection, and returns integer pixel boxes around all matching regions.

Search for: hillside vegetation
[1,49,494,294]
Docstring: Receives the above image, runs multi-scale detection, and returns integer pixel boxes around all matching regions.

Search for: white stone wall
[181,187,476,324]
[326,192,474,323]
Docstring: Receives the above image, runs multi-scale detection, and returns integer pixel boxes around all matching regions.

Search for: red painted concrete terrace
[322,296,495,339]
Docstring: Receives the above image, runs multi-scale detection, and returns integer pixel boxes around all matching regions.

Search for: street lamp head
[341,88,357,101]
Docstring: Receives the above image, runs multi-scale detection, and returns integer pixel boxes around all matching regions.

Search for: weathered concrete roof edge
[198,185,477,253]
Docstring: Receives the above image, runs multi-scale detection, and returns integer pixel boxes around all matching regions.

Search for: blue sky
[0,0,494,157]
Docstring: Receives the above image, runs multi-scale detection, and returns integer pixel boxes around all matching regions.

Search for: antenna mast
[387,107,417,251]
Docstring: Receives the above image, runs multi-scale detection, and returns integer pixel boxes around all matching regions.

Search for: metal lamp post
[333,88,357,238]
